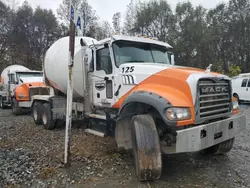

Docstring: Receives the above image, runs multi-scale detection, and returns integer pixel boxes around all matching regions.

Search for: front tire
[12,98,22,115]
[32,102,43,125]
[131,114,162,181]
[201,138,235,155]
[41,103,55,130]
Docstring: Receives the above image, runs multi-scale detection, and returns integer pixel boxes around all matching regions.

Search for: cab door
[8,73,18,96]
[240,78,250,101]
[91,45,115,108]
[245,79,250,101]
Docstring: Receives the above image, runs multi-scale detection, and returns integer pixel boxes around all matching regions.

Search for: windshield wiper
[125,60,145,63]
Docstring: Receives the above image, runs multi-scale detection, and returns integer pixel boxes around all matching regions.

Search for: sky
[7,0,228,23]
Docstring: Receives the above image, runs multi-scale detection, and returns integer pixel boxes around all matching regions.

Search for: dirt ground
[0,105,250,188]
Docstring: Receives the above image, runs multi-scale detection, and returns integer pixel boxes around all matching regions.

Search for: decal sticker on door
[95,80,106,91]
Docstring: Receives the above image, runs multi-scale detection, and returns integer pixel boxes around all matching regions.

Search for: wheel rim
[33,107,38,121]
[42,113,47,124]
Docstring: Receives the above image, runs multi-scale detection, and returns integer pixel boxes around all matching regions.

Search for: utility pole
[64,3,76,167]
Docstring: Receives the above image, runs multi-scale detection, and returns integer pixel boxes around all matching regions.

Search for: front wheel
[12,98,22,115]
[41,103,55,130]
[131,114,162,181]
[200,138,235,155]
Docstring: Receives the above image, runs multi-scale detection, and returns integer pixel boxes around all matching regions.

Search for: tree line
[121,0,250,75]
[1,0,249,76]
[0,0,114,71]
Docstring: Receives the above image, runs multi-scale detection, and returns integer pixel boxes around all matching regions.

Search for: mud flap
[131,114,162,181]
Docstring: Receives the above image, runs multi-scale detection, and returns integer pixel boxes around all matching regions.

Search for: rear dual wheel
[32,102,55,130]
[33,102,43,125]
[41,103,55,130]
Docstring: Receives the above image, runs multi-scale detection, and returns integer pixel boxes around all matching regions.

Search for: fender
[119,90,176,127]
[118,84,195,127]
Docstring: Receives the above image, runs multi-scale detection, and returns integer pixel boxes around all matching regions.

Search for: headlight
[18,93,27,99]
[166,108,191,121]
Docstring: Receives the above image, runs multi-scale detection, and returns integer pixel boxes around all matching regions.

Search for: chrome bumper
[161,115,246,154]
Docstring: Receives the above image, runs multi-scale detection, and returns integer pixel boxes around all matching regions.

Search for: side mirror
[104,43,109,48]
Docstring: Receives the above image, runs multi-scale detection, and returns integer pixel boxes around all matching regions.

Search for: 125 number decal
[122,66,135,73]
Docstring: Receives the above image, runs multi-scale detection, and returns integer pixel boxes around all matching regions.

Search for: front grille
[198,79,231,119]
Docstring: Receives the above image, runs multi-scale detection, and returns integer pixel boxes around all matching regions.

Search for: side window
[241,79,248,87]
[247,79,250,87]
[89,50,94,72]
[96,48,112,74]
[9,74,15,84]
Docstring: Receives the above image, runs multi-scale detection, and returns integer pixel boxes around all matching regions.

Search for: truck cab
[11,71,49,115]
[0,66,48,114]
[31,35,246,181]
[90,36,175,108]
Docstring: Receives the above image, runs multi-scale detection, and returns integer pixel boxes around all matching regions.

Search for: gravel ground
[0,105,250,188]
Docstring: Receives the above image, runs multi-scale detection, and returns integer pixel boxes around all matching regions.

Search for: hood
[116,63,229,107]
[119,62,227,79]
[14,82,48,101]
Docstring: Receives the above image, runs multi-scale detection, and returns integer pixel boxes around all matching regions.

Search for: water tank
[44,36,97,100]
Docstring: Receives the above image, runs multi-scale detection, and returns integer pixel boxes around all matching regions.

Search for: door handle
[247,88,248,91]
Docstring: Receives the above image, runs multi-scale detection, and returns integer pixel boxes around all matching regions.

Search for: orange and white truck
[0,65,48,115]
[30,35,246,181]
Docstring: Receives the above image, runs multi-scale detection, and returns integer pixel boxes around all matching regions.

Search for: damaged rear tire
[131,114,162,181]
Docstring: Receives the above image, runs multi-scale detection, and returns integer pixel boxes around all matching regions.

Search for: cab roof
[96,35,173,49]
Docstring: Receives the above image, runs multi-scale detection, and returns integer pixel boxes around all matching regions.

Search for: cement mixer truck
[31,35,246,181]
[0,65,48,114]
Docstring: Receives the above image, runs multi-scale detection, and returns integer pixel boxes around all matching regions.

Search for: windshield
[16,72,43,83]
[112,41,171,67]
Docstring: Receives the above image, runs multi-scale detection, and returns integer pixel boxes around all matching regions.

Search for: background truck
[0,65,48,115]
[31,35,246,181]
[232,73,250,104]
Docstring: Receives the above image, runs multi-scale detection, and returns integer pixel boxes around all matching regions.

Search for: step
[85,129,105,137]
[88,114,106,120]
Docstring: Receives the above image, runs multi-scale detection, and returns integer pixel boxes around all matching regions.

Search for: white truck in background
[232,73,250,103]
[0,65,48,114]
[31,35,246,181]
